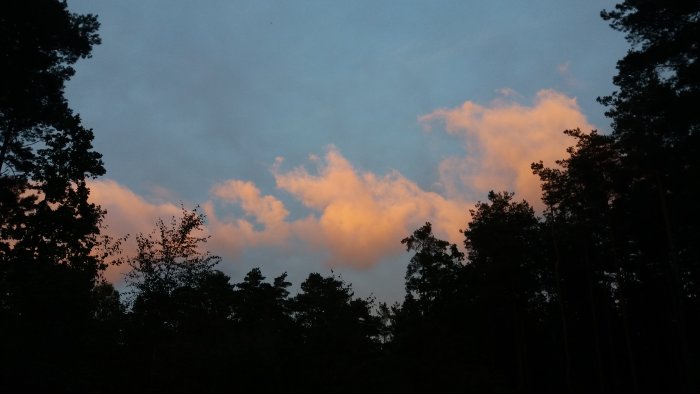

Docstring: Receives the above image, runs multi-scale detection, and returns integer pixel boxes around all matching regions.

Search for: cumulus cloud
[273,146,469,268]
[88,179,183,282]
[89,148,471,274]
[91,89,592,275]
[419,89,593,206]
[204,180,292,255]
[90,179,295,283]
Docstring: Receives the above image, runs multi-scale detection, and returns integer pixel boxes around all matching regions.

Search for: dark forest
[1,1,699,393]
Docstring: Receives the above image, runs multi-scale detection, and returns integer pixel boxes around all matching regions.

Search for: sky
[65,0,628,303]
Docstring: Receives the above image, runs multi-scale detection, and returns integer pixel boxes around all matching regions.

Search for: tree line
[1,1,698,393]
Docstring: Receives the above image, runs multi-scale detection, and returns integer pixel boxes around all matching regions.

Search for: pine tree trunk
[549,216,572,393]
[619,296,639,394]
[584,241,606,393]
[0,128,13,176]
[654,172,692,392]
[604,213,640,394]
[512,297,528,394]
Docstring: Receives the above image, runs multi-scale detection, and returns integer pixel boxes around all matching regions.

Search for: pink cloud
[89,148,471,274]
[420,89,593,207]
[89,89,590,275]
[273,146,470,268]
[204,180,292,256]
[88,179,183,283]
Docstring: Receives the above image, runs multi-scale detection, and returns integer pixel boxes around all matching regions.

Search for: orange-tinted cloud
[89,148,471,274]
[90,89,591,275]
[90,179,293,283]
[204,180,292,255]
[420,89,593,207]
[88,179,183,283]
[273,147,470,268]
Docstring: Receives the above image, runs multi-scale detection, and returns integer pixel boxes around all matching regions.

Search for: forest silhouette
[1,1,699,393]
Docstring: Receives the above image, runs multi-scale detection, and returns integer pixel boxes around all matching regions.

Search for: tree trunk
[0,128,13,176]
[604,213,640,394]
[584,240,606,393]
[512,297,528,394]
[654,172,692,392]
[619,295,640,394]
[549,214,572,393]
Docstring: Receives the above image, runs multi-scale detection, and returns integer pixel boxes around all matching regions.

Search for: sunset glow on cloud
[90,149,471,275]
[90,89,592,276]
[204,180,292,258]
[421,89,594,207]
[88,179,184,282]
[272,147,470,268]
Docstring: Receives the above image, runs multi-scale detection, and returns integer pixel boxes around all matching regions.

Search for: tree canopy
[0,0,105,275]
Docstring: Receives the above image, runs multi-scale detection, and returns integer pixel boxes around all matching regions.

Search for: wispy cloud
[556,61,581,88]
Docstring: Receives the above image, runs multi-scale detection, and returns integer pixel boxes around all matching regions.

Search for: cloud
[273,146,469,268]
[90,179,295,283]
[419,89,593,207]
[91,89,591,277]
[557,61,571,75]
[89,148,471,275]
[556,61,581,88]
[495,87,519,98]
[204,180,292,255]
[89,179,183,283]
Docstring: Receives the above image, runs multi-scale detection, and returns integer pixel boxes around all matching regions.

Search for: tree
[463,191,547,393]
[401,222,466,313]
[292,272,381,393]
[123,207,234,394]
[0,3,108,392]
[599,2,700,391]
[228,268,295,393]
[0,0,105,275]
[125,207,220,301]
[293,272,379,349]
[533,130,634,393]
[392,223,489,393]
[124,207,222,354]
[600,0,700,311]
[231,268,291,328]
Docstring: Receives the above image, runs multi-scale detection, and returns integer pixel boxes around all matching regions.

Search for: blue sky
[66,0,627,302]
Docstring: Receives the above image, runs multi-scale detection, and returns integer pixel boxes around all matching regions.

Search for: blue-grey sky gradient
[66,0,627,302]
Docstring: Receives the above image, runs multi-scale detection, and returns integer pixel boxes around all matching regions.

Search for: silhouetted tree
[0,3,109,392]
[464,191,549,393]
[402,222,466,313]
[124,207,229,394]
[125,207,219,300]
[533,130,633,393]
[292,272,381,393]
[393,223,470,392]
[228,268,295,393]
[0,0,105,274]
[598,2,700,391]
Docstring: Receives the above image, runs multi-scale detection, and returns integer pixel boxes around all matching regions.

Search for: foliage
[292,272,382,393]
[599,2,700,391]
[0,3,111,392]
[401,222,465,311]
[0,0,105,276]
[125,206,220,300]
[293,272,381,362]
